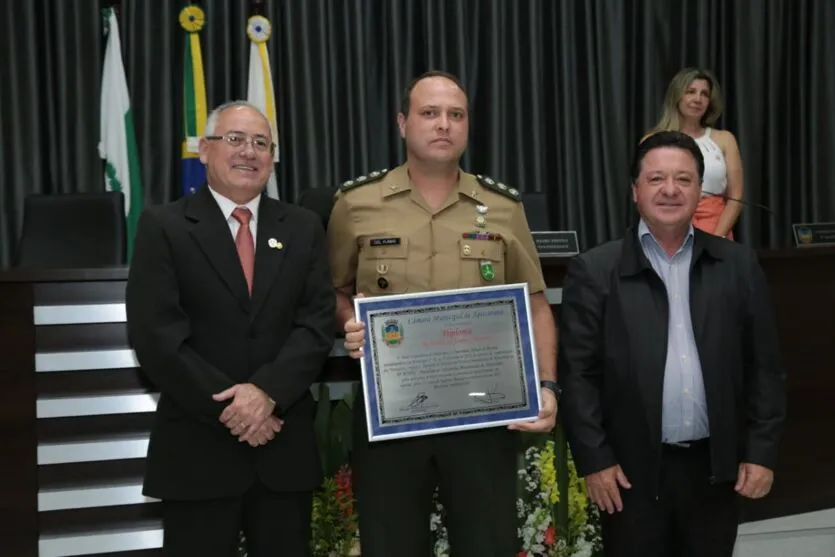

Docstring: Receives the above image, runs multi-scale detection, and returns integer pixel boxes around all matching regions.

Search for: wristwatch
[540,380,561,401]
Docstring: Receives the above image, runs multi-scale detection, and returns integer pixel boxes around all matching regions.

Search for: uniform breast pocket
[358,237,409,294]
[459,239,506,286]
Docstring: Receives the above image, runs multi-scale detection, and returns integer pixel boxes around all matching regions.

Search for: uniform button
[683,388,689,395]
[684,420,691,426]
[377,277,389,290]
[681,354,687,360]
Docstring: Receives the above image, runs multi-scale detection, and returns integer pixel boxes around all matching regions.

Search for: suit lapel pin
[268,238,284,250]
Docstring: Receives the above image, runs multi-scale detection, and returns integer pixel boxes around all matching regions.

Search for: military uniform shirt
[328,163,546,296]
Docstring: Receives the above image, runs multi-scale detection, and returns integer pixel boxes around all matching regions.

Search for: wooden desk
[742,247,835,521]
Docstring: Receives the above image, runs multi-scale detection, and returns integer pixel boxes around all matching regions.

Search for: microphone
[702,190,774,215]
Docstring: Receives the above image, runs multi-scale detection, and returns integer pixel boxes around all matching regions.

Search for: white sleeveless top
[694,128,727,196]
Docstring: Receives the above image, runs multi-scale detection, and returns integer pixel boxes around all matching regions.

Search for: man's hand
[586,465,632,514]
[213,383,276,435]
[239,415,284,447]
[343,318,366,359]
[735,462,774,499]
[508,388,558,432]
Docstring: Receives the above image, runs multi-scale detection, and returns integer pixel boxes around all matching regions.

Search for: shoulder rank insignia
[476,174,521,201]
[340,168,390,192]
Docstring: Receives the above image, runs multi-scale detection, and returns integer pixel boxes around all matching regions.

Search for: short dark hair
[631,131,704,184]
[399,70,469,117]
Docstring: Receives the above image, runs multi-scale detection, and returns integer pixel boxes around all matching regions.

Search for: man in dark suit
[126,101,335,557]
[558,131,786,557]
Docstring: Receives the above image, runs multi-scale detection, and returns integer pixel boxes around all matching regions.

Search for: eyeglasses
[205,132,275,154]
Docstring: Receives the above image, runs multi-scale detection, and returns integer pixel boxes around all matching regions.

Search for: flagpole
[104,0,120,19]
[246,0,280,200]
[99,1,144,261]
[102,0,121,38]
[179,0,208,196]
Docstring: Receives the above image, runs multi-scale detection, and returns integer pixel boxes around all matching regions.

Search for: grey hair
[204,100,270,136]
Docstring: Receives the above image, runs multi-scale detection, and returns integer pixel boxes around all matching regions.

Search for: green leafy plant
[311,383,359,555]
[430,430,603,557]
[314,383,356,477]
[311,466,358,556]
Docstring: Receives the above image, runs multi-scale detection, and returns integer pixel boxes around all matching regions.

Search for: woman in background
[644,68,743,239]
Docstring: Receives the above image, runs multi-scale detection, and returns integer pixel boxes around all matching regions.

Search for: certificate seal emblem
[382,319,405,347]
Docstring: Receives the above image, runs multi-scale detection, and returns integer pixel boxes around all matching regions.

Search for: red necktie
[231,207,255,295]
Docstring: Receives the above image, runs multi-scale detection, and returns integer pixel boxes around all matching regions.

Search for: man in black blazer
[559,131,786,557]
[126,101,335,557]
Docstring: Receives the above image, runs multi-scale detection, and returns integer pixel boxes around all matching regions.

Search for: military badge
[480,260,496,281]
[474,204,488,228]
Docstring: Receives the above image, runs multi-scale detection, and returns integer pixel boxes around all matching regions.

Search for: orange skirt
[693,195,733,239]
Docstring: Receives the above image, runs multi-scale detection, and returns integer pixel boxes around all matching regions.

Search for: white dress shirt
[207,185,261,245]
[638,220,710,443]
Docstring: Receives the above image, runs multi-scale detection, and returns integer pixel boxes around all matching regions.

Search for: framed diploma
[354,283,541,442]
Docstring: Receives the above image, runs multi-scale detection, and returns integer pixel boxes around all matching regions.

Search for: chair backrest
[522,192,551,231]
[15,192,127,268]
[297,186,339,231]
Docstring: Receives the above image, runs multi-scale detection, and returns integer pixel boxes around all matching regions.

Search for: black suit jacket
[559,227,786,499]
[126,187,335,500]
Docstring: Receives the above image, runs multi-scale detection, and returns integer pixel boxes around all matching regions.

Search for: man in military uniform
[328,71,558,557]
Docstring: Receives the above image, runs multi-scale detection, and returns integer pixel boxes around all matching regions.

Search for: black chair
[522,192,551,231]
[15,192,127,268]
[297,186,339,231]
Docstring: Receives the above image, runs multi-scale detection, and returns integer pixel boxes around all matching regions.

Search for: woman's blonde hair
[648,68,724,135]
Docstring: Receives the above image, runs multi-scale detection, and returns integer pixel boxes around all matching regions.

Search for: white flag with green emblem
[98,7,143,261]
[246,14,280,199]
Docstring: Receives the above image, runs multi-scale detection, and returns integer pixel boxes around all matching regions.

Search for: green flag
[99,8,143,261]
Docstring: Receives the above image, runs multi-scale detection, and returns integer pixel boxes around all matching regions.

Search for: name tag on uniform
[370,237,401,247]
